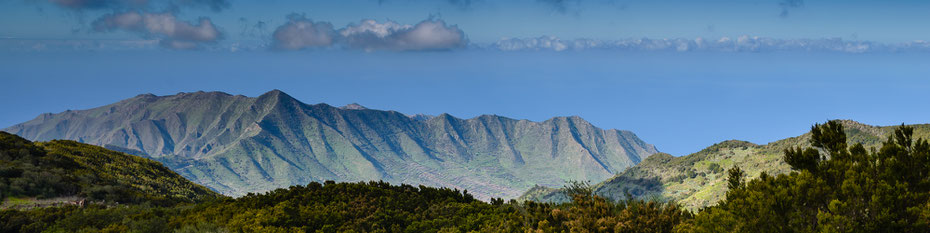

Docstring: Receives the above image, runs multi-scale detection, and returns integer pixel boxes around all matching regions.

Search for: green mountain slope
[521,120,930,210]
[3,90,657,199]
[0,132,219,206]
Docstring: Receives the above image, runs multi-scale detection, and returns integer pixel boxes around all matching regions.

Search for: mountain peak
[713,140,759,148]
[434,113,459,122]
[544,115,591,126]
[833,119,876,130]
[256,89,298,104]
[341,103,368,110]
[259,89,287,97]
[189,91,234,100]
[641,152,674,163]
[135,93,157,98]
[124,93,159,103]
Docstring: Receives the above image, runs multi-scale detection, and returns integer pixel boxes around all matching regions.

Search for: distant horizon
[4,79,928,157]
[3,0,930,156]
[3,1,928,231]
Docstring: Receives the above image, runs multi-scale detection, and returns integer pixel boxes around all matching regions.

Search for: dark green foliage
[706,163,723,174]
[725,167,743,191]
[680,121,930,233]
[809,121,848,156]
[0,204,186,233]
[1,181,692,233]
[172,181,689,232]
[179,181,512,232]
[535,185,691,233]
[784,146,820,172]
[0,132,79,200]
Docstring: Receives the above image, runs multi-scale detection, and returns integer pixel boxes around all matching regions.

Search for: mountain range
[2,90,658,199]
[520,120,930,209]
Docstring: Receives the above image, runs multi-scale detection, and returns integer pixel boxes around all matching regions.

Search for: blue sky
[6,0,930,45]
[2,0,930,155]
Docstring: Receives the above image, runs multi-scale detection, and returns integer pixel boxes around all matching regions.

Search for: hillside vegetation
[521,120,930,210]
[0,132,220,207]
[2,180,690,233]
[2,120,929,232]
[678,121,930,232]
[4,90,657,199]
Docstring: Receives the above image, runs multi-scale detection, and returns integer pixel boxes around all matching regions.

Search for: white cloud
[271,14,337,50]
[340,19,410,39]
[92,11,221,49]
[388,19,467,50]
[271,16,467,51]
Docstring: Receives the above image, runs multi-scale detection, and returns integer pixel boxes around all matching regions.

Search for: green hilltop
[0,132,219,207]
[520,120,930,210]
[3,90,657,200]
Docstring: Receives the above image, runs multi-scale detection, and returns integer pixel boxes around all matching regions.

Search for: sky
[1,0,930,156]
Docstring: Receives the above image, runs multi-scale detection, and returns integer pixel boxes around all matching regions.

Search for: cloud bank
[92,11,222,49]
[48,0,230,12]
[41,0,228,50]
[10,35,930,53]
[340,19,467,51]
[271,14,336,50]
[271,16,467,51]
[491,36,930,53]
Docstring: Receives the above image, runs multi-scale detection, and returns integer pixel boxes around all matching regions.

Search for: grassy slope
[0,132,220,206]
[521,120,930,210]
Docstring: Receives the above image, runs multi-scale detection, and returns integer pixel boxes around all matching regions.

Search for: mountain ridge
[3,90,658,200]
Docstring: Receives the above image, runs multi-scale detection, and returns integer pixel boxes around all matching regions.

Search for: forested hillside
[522,120,930,210]
[678,121,930,232]
[2,181,689,232]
